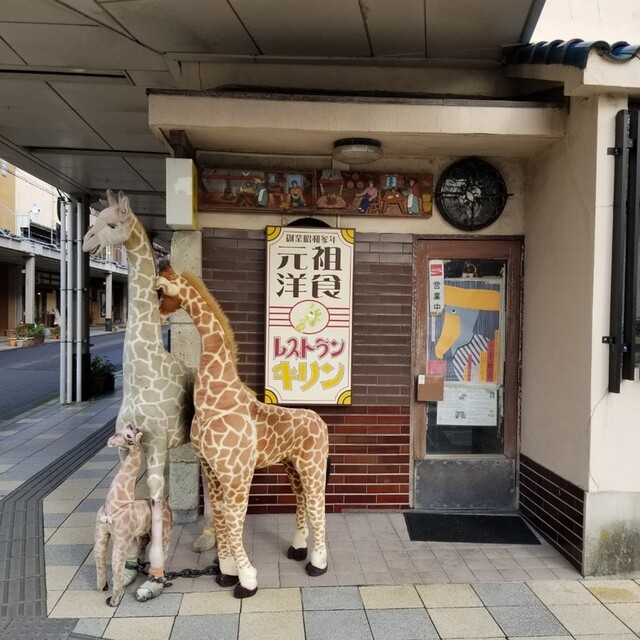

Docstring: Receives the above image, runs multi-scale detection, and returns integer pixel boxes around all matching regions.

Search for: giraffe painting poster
[264,226,355,405]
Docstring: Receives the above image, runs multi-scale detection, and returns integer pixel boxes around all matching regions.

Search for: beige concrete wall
[0,160,17,231]
[521,95,599,489]
[523,91,640,497]
[534,0,640,42]
[588,95,640,493]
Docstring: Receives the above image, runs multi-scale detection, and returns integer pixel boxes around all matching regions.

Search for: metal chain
[126,559,220,583]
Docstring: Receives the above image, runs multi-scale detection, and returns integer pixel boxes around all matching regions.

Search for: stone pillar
[105,272,113,331]
[168,230,203,524]
[24,255,35,324]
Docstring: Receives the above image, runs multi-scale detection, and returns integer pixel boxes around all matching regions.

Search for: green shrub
[90,355,116,377]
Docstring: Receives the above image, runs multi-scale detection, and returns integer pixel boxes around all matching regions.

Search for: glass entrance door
[413,239,522,510]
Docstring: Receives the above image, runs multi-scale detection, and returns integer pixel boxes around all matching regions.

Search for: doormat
[404,512,541,545]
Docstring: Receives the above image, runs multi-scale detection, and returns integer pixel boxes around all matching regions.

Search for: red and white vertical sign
[429,260,445,316]
[265,226,355,405]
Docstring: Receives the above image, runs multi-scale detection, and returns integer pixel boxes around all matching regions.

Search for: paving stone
[302,585,363,610]
[605,602,640,632]
[70,499,103,513]
[44,544,93,566]
[44,513,69,528]
[429,607,504,638]
[583,579,640,603]
[241,587,302,612]
[367,608,439,640]
[416,583,483,608]
[72,617,109,638]
[103,616,174,640]
[179,591,241,615]
[547,603,633,635]
[488,604,569,636]
[473,581,541,606]
[67,564,100,590]
[114,592,182,617]
[360,585,422,609]
[303,609,372,640]
[170,613,238,640]
[528,581,600,606]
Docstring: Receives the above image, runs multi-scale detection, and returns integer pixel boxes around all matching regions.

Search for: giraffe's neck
[105,447,142,512]
[184,291,239,385]
[123,219,163,351]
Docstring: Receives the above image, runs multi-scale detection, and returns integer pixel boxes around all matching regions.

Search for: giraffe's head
[155,260,182,319]
[107,425,143,449]
[82,189,135,255]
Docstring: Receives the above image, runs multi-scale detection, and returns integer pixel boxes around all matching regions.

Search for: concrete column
[168,229,203,524]
[24,255,35,324]
[105,272,113,331]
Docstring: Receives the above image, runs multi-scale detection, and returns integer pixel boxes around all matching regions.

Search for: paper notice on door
[436,384,499,427]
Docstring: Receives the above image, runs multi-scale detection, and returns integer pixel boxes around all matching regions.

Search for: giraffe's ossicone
[156,263,330,599]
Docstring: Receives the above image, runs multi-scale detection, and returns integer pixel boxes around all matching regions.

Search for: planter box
[91,374,115,396]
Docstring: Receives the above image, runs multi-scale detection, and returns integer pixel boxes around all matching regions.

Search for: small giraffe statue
[83,190,214,602]
[95,426,173,607]
[156,263,329,599]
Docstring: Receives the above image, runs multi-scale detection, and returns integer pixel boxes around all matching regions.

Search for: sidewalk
[2,385,640,639]
[0,324,124,351]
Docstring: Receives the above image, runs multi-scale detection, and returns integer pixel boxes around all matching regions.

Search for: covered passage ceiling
[0,0,546,241]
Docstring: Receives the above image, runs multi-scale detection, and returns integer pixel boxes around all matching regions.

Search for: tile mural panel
[198,167,433,217]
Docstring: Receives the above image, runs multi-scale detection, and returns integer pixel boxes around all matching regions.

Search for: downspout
[58,196,67,404]
[75,201,83,402]
[65,198,73,404]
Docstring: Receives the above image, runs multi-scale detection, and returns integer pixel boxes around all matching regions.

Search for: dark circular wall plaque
[435,157,508,231]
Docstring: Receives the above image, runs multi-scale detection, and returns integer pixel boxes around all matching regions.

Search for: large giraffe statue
[95,426,172,607]
[82,190,214,601]
[155,263,330,598]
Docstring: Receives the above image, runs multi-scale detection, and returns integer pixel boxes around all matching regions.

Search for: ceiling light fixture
[332,138,383,165]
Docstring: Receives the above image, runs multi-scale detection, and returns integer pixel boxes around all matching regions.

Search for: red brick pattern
[201,228,413,512]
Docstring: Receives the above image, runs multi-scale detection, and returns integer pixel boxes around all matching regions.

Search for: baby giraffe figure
[95,426,173,607]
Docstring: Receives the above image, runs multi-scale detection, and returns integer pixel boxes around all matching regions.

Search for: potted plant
[49,325,60,340]
[16,323,34,347]
[28,323,46,345]
[90,355,116,395]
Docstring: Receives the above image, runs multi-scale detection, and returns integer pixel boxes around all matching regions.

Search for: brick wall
[519,454,584,570]
[202,228,413,513]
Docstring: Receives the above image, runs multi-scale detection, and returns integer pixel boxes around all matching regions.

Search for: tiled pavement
[3,379,640,638]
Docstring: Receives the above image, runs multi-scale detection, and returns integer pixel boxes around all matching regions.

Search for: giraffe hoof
[192,529,217,553]
[105,595,120,607]
[122,567,138,587]
[233,583,258,599]
[287,546,308,561]
[136,580,163,602]
[306,562,328,577]
[215,573,239,588]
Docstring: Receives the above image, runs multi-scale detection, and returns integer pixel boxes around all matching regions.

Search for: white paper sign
[436,384,499,427]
